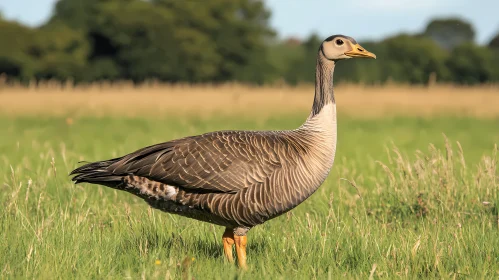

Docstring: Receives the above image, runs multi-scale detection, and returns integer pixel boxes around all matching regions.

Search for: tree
[446,43,496,84]
[49,0,275,83]
[283,34,321,85]
[488,33,499,81]
[152,0,275,83]
[3,2,499,85]
[0,19,36,79]
[50,0,176,82]
[488,32,499,49]
[379,34,450,84]
[49,0,100,30]
[423,18,475,49]
[30,23,89,81]
[50,0,110,82]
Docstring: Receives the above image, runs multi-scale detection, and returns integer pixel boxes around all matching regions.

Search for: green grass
[1,113,498,279]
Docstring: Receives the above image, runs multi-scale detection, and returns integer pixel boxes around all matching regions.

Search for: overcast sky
[0,0,498,44]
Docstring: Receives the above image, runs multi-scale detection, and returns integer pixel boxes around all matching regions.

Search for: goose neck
[310,56,336,117]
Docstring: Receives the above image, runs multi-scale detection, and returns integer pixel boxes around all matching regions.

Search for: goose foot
[222,228,235,263]
[234,234,248,270]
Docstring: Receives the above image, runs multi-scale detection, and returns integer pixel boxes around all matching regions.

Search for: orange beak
[344,43,376,59]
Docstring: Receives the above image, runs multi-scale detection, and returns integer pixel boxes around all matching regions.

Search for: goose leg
[234,235,248,270]
[222,228,235,263]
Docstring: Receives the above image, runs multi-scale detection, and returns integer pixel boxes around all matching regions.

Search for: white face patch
[322,39,349,60]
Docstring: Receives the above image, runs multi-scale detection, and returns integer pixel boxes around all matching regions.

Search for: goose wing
[107,130,296,193]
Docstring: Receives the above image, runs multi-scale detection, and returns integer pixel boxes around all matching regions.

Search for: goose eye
[335,39,344,46]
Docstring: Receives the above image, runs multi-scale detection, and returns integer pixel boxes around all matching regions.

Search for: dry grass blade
[340,178,362,199]
[375,161,396,186]
[1,83,499,118]
[368,263,377,280]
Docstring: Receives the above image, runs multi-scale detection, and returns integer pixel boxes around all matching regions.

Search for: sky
[0,0,498,44]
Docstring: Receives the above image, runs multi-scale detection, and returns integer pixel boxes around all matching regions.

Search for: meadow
[1,83,498,279]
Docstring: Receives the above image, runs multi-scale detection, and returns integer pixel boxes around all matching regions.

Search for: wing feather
[106,130,295,193]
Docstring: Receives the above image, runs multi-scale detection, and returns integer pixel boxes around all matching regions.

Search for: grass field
[1,83,499,279]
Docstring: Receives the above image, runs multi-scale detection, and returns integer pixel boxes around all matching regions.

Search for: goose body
[70,35,375,268]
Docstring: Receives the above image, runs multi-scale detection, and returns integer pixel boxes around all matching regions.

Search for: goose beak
[344,44,376,59]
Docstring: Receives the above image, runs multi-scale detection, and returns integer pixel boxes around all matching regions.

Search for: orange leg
[222,228,235,263]
[234,235,248,270]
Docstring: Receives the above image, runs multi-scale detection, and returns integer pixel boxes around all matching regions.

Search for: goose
[70,35,376,269]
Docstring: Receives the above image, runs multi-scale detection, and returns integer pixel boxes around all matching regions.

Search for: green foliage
[0,19,36,79]
[45,0,274,83]
[92,0,192,82]
[489,32,499,49]
[152,0,275,83]
[266,38,306,84]
[50,0,100,30]
[446,43,496,84]
[287,34,321,84]
[380,34,450,84]
[0,4,497,85]
[31,22,89,80]
[277,30,499,85]
[423,17,475,49]
[267,34,321,85]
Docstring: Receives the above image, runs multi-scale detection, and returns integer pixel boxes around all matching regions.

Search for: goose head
[320,35,376,61]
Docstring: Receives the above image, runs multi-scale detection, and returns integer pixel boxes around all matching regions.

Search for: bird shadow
[119,230,270,260]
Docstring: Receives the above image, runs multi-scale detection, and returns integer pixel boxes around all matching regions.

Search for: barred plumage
[70,35,376,269]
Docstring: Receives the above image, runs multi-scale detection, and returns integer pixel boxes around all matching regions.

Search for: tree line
[1,0,498,85]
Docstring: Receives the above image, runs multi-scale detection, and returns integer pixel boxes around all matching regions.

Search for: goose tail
[70,158,123,187]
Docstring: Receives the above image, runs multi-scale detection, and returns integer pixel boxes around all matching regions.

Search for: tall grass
[1,110,498,278]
